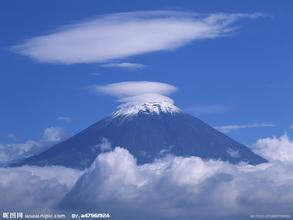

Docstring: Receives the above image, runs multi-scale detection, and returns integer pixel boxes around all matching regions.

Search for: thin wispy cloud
[7,133,18,141]
[0,127,68,165]
[268,82,293,90]
[215,123,274,133]
[57,116,71,122]
[185,104,230,115]
[101,62,146,70]
[12,11,263,64]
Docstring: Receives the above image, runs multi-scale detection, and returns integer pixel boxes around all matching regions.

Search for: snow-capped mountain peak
[18,93,267,169]
[112,101,181,118]
[111,93,181,118]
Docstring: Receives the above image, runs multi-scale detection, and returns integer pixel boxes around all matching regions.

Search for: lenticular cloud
[90,81,179,108]
[12,11,262,64]
[92,81,177,98]
[1,135,293,220]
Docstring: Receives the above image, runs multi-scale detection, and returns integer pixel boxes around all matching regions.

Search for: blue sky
[1,0,292,146]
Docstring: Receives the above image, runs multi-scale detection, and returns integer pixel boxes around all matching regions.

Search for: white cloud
[0,140,39,163]
[185,104,230,115]
[7,133,18,141]
[1,133,293,218]
[118,93,175,104]
[214,123,274,133]
[101,62,146,70]
[0,165,82,211]
[90,81,178,109]
[94,137,112,152]
[57,116,71,122]
[12,11,263,64]
[91,81,177,98]
[43,127,67,142]
[60,147,293,219]
[0,127,68,165]
[253,134,293,162]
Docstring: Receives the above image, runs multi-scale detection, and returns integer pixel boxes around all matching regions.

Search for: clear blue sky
[1,0,292,145]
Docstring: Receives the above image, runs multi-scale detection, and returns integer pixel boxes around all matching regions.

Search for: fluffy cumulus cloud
[253,134,293,162]
[1,134,293,219]
[95,137,112,152]
[12,11,263,64]
[0,165,82,211]
[0,127,68,165]
[43,127,68,142]
[60,147,293,220]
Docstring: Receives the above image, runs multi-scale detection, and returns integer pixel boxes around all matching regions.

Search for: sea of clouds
[1,134,293,220]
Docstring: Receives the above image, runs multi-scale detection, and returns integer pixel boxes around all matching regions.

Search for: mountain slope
[17,102,267,169]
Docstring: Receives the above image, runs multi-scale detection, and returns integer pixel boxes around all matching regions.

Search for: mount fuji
[17,100,267,169]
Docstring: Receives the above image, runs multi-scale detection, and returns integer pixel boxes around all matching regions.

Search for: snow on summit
[112,93,181,117]
[112,100,181,117]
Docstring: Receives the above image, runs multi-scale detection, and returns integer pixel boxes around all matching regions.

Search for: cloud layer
[61,147,293,220]
[1,133,293,219]
[12,11,262,64]
[0,165,82,211]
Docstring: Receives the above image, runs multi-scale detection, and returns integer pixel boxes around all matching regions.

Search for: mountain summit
[112,100,180,118]
[17,101,267,169]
